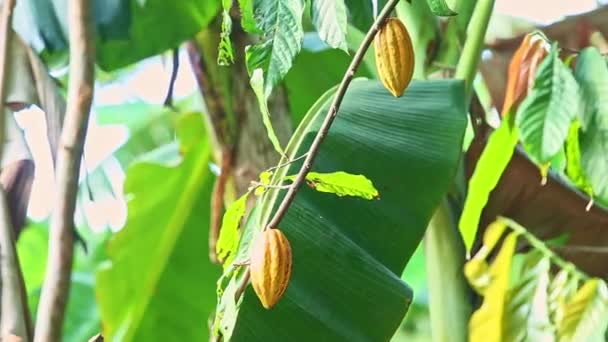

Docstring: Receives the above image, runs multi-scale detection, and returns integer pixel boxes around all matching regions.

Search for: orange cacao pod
[250,228,292,309]
[374,18,414,97]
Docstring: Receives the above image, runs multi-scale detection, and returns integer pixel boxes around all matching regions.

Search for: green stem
[454,0,496,97]
[499,217,589,281]
[425,200,471,342]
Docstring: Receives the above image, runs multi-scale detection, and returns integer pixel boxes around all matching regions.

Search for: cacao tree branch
[234,0,404,302]
[0,0,32,340]
[265,0,402,230]
[34,0,95,340]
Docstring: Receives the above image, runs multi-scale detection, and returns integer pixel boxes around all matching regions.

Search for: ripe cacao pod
[250,228,292,309]
[374,18,414,97]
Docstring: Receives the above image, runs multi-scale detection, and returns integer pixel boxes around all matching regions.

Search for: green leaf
[311,0,348,51]
[15,0,222,70]
[558,279,608,341]
[217,192,251,267]
[250,68,286,156]
[246,0,305,96]
[574,47,608,130]
[565,120,593,197]
[505,254,553,341]
[459,114,519,255]
[516,44,580,163]
[18,223,110,342]
[218,9,235,66]
[96,113,220,341]
[287,171,379,199]
[425,0,457,16]
[237,0,260,33]
[574,47,608,205]
[219,79,467,340]
[467,232,518,342]
[344,0,387,32]
[549,269,579,328]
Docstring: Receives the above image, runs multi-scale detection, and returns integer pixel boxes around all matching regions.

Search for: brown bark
[34,0,95,339]
[187,16,292,262]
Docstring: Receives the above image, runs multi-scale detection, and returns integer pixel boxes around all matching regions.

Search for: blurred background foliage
[9,0,608,340]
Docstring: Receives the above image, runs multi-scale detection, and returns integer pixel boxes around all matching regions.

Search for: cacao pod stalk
[250,228,292,309]
[374,18,415,97]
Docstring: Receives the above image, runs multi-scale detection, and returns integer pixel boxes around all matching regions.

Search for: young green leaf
[237,0,260,33]
[250,69,286,156]
[426,0,457,16]
[516,44,580,164]
[245,0,305,96]
[216,192,251,267]
[218,9,235,66]
[311,0,348,51]
[564,120,593,197]
[287,171,379,200]
[574,47,608,205]
[558,278,608,341]
[549,269,579,328]
[459,114,519,255]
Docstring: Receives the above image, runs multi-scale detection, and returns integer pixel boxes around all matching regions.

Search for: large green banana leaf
[220,79,467,341]
[96,113,220,341]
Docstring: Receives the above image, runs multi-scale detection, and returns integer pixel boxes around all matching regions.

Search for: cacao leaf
[501,32,550,117]
[245,0,305,95]
[217,191,251,267]
[558,278,608,341]
[311,0,348,51]
[564,120,593,197]
[250,68,286,156]
[286,171,379,200]
[217,7,235,66]
[516,43,580,164]
[459,113,519,254]
[425,0,457,16]
[574,47,608,206]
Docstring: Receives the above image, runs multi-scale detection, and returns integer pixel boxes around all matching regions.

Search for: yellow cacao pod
[250,228,292,309]
[374,18,414,97]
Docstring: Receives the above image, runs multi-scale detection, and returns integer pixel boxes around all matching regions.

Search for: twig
[34,0,95,340]
[233,0,403,302]
[499,217,589,280]
[250,182,292,190]
[0,0,32,340]
[163,48,179,108]
[264,152,309,173]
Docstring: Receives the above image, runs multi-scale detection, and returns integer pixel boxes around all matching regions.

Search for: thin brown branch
[0,0,15,163]
[264,0,401,230]
[234,0,403,302]
[34,0,95,340]
[0,189,30,340]
[163,48,179,108]
[0,0,32,340]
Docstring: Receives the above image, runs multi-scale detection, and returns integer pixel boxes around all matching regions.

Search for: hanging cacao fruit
[374,18,415,97]
[250,228,292,309]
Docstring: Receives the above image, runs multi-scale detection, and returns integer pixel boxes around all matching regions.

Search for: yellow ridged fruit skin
[374,18,414,97]
[250,228,292,309]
